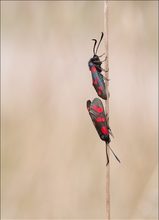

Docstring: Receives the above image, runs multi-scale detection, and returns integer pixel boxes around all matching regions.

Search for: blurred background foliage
[1,1,158,219]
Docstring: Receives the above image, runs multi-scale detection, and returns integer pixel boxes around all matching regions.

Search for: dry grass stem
[104,1,110,219]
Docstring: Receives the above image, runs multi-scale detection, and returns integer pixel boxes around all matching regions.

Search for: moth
[87,98,120,165]
[88,32,108,100]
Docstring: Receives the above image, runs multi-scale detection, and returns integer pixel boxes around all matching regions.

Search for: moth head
[100,134,110,144]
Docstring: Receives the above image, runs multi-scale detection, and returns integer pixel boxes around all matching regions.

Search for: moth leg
[100,66,109,74]
[94,65,108,73]
[93,65,110,80]
[105,113,109,121]
[101,56,108,63]
[98,53,105,58]
[102,74,110,82]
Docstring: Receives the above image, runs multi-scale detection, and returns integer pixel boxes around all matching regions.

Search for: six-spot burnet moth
[86,98,120,165]
[88,32,109,100]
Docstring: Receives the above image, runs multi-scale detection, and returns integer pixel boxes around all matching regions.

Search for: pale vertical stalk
[104,1,110,219]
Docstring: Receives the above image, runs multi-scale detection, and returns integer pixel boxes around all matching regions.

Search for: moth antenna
[106,144,109,166]
[107,144,120,163]
[92,39,97,55]
[96,32,104,54]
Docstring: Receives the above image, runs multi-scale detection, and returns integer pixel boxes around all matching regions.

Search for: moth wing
[93,76,107,100]
[86,100,97,123]
[98,72,105,82]
[87,98,108,139]
[91,98,104,108]
[89,98,105,119]
[86,100,91,110]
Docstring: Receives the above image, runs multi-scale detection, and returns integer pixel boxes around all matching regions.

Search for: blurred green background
[1,1,158,219]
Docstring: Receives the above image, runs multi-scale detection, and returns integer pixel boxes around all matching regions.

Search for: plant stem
[104,1,110,219]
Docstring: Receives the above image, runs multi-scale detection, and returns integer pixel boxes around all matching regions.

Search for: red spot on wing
[93,78,98,85]
[98,86,103,95]
[96,117,105,122]
[98,90,102,95]
[101,126,109,135]
[92,105,103,113]
[91,66,97,73]
[98,86,103,90]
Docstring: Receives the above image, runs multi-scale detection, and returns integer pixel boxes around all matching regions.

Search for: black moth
[88,32,108,100]
[87,98,120,165]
